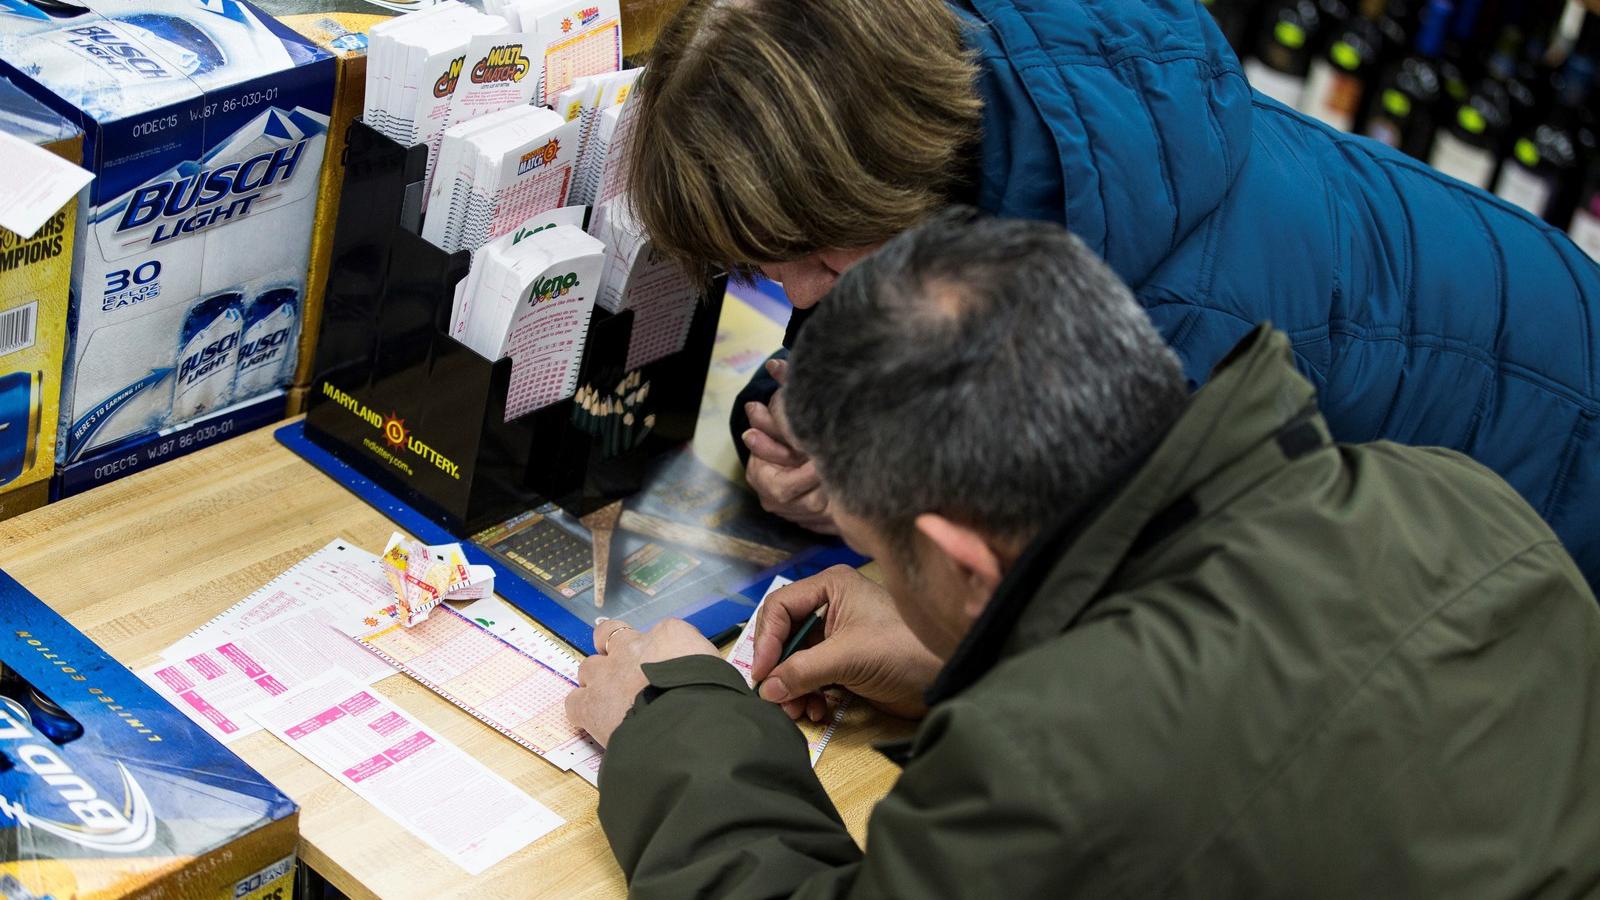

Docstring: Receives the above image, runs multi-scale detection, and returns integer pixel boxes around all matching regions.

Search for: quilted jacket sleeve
[597,656,865,898]
[597,657,1097,899]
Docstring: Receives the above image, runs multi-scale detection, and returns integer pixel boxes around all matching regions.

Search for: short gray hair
[786,210,1188,545]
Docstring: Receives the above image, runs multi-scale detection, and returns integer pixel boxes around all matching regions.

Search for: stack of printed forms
[594,202,700,370]
[483,0,624,105]
[363,1,510,182]
[453,215,606,421]
[584,91,642,231]
[422,105,581,254]
[554,67,642,206]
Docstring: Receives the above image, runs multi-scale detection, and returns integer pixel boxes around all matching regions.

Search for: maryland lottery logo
[383,413,408,450]
[320,382,462,479]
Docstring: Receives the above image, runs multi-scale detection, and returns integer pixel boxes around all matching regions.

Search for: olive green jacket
[598,327,1600,898]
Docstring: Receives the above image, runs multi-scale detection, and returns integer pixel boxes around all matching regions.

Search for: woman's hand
[566,618,720,747]
[743,359,839,535]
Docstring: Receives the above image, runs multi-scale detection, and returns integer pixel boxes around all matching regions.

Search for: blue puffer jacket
[960,0,1600,585]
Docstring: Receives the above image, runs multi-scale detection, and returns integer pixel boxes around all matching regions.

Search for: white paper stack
[584,94,641,234]
[424,104,532,252]
[445,32,544,129]
[555,67,642,206]
[595,202,699,370]
[482,0,624,105]
[364,2,511,188]
[453,223,606,420]
[449,206,587,348]
[462,110,582,252]
[423,105,580,254]
[135,541,403,745]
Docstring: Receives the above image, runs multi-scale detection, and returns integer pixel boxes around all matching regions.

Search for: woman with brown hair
[628,0,1600,587]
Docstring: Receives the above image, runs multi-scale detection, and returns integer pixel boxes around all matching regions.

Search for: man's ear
[914,513,1006,620]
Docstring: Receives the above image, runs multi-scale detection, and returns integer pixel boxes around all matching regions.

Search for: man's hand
[566,618,720,747]
[743,360,839,535]
[752,566,943,721]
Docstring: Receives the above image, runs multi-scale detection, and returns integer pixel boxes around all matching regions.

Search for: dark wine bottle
[1301,0,1387,130]
[1429,77,1513,187]
[1427,23,1538,188]
[1245,0,1325,107]
[1203,0,1265,58]
[1492,27,1553,140]
[1314,0,1355,41]
[1570,151,1600,261]
[1437,0,1485,107]
[1494,14,1600,223]
[1353,0,1421,134]
[1363,0,1454,159]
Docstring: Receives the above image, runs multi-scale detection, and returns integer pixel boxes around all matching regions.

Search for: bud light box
[0,569,298,898]
[0,0,336,468]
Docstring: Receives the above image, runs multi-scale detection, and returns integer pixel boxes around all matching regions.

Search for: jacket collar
[926,326,1324,704]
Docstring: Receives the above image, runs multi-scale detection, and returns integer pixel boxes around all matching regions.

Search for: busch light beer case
[0,570,298,898]
[0,77,78,521]
[0,0,336,468]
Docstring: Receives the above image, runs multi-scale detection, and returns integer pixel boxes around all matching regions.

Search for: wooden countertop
[0,296,910,898]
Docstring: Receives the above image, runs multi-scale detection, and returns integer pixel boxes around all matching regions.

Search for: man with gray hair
[567,211,1600,897]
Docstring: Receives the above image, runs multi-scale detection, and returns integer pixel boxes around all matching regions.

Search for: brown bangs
[629,0,982,283]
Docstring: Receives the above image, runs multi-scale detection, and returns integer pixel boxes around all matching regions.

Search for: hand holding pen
[748,565,944,722]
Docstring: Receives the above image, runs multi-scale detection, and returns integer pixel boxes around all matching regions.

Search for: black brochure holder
[304,121,724,534]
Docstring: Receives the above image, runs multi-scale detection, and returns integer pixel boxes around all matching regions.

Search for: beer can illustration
[234,287,298,399]
[0,371,42,487]
[170,291,244,423]
[0,666,83,745]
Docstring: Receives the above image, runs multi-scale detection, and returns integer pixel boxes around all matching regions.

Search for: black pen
[776,604,826,666]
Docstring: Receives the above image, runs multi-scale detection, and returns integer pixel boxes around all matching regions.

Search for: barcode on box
[0,302,37,357]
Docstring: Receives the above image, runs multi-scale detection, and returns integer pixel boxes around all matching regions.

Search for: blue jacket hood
[963,0,1254,288]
